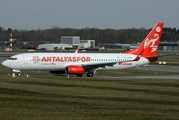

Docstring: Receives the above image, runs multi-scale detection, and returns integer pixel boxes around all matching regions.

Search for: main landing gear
[86,72,93,77]
[76,72,93,77]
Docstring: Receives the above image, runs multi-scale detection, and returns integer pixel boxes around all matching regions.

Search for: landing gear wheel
[86,72,93,77]
[17,73,21,77]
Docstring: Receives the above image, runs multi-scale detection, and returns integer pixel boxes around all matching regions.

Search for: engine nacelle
[66,66,85,75]
[49,70,65,74]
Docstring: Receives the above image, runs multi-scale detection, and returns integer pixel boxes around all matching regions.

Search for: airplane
[2,23,164,77]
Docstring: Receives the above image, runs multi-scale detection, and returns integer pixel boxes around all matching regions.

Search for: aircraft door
[23,55,28,64]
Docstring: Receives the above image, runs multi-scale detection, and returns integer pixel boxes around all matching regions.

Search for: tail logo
[144,26,161,52]
[144,34,159,52]
[72,68,82,72]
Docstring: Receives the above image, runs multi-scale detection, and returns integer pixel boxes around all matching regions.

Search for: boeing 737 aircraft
[2,23,164,77]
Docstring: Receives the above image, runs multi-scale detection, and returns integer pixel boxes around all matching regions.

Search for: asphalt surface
[95,75,179,79]
[131,65,179,73]
[2,74,179,79]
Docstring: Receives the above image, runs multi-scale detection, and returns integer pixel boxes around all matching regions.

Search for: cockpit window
[9,58,17,60]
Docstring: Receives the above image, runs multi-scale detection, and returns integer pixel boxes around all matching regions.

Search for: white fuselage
[2,53,150,71]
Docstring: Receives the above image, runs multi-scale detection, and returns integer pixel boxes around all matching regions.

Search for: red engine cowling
[66,66,85,75]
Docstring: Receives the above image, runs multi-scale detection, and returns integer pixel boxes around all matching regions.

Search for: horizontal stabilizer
[147,54,176,59]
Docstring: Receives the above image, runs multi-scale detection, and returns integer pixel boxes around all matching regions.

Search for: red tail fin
[124,23,164,57]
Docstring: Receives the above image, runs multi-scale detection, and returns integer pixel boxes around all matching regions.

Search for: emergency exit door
[23,55,28,64]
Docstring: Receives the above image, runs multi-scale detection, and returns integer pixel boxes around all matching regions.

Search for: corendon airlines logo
[144,27,161,52]
[72,68,83,72]
[118,63,132,66]
[33,56,40,64]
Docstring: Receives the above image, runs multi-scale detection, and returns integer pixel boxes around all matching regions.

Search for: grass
[0,77,179,120]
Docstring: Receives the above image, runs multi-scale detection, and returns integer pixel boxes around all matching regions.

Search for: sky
[1,0,179,30]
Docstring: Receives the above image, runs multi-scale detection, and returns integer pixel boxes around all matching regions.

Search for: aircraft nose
[2,60,9,67]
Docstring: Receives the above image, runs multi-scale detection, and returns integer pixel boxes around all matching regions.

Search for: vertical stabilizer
[124,23,164,57]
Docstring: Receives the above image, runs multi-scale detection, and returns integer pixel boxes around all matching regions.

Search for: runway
[87,65,179,79]
[95,65,179,79]
[131,65,179,73]
[2,74,179,79]
[95,75,179,79]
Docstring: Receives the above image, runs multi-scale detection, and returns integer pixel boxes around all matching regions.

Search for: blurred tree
[0,26,178,47]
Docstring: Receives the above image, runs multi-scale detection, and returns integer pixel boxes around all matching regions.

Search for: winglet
[133,49,144,61]
[75,49,79,53]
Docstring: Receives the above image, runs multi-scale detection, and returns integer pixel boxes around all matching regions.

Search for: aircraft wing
[82,49,144,70]
[82,61,120,70]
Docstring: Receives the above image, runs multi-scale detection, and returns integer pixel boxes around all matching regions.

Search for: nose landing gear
[17,73,21,77]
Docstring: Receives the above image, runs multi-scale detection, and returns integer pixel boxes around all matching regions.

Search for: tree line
[0,26,179,47]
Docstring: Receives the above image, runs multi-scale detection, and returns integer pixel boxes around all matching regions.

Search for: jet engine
[66,66,85,75]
